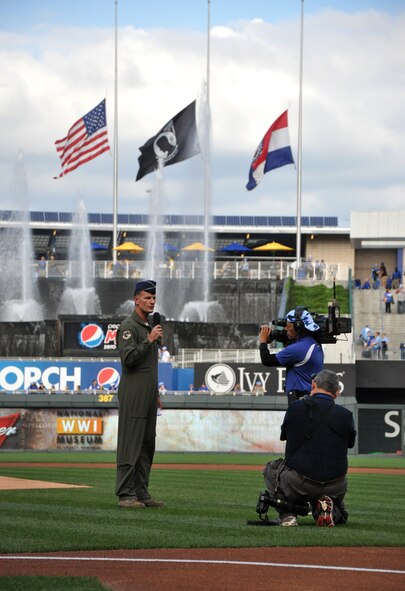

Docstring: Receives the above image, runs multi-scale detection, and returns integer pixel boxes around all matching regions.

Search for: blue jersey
[276,336,324,393]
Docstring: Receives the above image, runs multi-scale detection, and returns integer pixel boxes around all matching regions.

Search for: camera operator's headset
[291,306,308,334]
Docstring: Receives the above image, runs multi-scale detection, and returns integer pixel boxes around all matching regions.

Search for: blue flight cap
[286,308,319,332]
[134,279,156,295]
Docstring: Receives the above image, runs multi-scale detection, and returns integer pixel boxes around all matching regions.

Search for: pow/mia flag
[136,100,200,181]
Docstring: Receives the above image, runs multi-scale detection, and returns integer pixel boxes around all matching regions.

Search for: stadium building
[0,208,404,456]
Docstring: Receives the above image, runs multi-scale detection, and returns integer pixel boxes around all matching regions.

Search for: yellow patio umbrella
[253,241,293,252]
[112,241,144,252]
[181,242,214,252]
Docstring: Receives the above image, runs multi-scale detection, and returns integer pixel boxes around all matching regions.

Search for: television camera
[270,299,352,345]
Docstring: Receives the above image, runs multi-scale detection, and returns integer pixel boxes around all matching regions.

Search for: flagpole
[112,0,119,265]
[295,0,304,268]
[202,0,211,315]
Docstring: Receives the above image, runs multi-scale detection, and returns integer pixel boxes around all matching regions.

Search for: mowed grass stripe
[0,466,404,552]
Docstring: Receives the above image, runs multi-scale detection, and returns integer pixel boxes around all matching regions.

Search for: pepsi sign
[97,367,120,390]
[63,320,122,356]
[79,324,105,348]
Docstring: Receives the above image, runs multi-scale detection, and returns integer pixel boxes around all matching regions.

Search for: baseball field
[0,451,404,590]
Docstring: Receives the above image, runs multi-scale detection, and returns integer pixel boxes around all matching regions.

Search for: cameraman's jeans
[264,461,348,524]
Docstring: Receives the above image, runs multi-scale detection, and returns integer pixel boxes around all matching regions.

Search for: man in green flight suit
[115,279,165,508]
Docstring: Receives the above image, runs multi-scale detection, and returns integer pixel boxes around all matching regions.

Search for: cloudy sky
[1,0,404,227]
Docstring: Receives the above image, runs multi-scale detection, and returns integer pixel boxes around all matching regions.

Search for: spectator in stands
[198,383,209,391]
[158,382,167,395]
[361,278,371,289]
[392,268,401,290]
[38,256,47,277]
[240,258,250,278]
[360,325,371,346]
[87,379,100,393]
[188,384,195,395]
[160,346,171,363]
[372,332,382,359]
[396,281,405,314]
[371,263,379,287]
[220,261,232,278]
[113,258,126,277]
[379,262,388,288]
[381,333,389,359]
[253,380,265,395]
[362,331,375,358]
[383,289,394,314]
[259,308,324,405]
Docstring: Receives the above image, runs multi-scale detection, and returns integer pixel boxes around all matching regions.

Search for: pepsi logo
[97,367,120,389]
[79,324,105,349]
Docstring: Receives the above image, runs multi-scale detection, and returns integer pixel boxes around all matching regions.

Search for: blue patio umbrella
[91,242,107,250]
[220,242,251,252]
[164,243,179,252]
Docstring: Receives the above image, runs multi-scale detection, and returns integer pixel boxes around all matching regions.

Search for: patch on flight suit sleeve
[122,330,132,340]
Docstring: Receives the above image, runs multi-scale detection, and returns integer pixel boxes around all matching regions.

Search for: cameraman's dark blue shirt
[281,394,357,481]
[276,336,324,393]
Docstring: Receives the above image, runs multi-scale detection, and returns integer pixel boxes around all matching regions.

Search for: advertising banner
[358,408,404,453]
[63,319,122,356]
[1,405,403,454]
[0,408,118,451]
[156,409,286,453]
[194,363,356,397]
[0,407,285,453]
[0,360,121,392]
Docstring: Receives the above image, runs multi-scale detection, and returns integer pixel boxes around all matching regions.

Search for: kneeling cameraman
[259,307,324,405]
[263,370,357,527]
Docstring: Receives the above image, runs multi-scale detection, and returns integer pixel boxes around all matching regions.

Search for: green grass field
[0,452,404,553]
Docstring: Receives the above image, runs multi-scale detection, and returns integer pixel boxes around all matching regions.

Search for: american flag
[54,99,110,178]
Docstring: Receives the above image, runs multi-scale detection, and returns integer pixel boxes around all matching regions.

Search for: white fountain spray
[57,200,101,315]
[146,163,164,283]
[0,151,43,321]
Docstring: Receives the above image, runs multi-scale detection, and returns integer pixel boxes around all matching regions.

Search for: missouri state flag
[246,110,294,191]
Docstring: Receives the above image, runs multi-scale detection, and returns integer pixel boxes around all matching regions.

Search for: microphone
[152,312,162,344]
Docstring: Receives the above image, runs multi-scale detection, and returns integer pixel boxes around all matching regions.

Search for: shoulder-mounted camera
[271,300,351,345]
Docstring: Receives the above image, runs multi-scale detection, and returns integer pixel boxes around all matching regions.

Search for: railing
[35,259,351,282]
[173,348,268,368]
[173,342,355,367]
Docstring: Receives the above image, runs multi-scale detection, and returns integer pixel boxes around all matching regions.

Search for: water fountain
[145,166,164,283]
[57,200,101,315]
[179,301,226,323]
[0,151,44,321]
[175,85,224,323]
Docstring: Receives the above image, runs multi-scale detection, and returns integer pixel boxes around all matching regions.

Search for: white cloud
[0,7,404,226]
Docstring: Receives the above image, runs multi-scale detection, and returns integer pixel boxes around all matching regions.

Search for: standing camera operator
[259,307,324,405]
